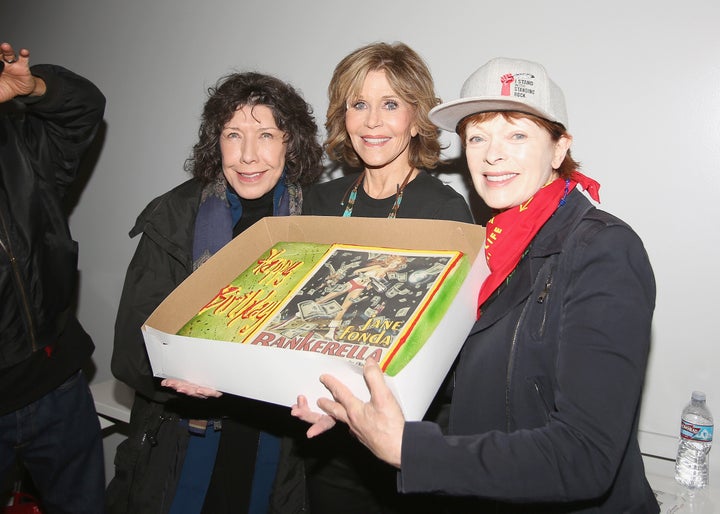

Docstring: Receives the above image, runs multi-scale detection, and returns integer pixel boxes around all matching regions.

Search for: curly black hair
[185,72,323,186]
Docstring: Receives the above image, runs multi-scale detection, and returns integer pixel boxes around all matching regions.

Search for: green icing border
[383,256,470,376]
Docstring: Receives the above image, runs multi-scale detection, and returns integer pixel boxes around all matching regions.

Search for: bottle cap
[692,391,706,402]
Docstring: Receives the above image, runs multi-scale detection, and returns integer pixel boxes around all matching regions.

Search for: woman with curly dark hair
[188,71,322,188]
[108,71,323,514]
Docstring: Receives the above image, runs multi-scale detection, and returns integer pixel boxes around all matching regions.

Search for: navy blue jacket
[400,190,659,513]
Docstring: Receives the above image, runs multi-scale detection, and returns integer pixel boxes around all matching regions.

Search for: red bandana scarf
[477,171,600,318]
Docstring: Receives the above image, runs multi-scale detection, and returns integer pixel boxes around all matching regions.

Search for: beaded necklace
[341,167,415,218]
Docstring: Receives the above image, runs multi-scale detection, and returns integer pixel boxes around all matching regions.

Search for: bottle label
[680,420,714,442]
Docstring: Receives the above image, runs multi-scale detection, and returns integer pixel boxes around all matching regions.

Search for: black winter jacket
[109,178,309,514]
[400,190,659,513]
[112,178,200,402]
[0,64,104,369]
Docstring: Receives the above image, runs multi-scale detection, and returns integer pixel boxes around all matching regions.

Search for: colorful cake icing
[177,241,468,376]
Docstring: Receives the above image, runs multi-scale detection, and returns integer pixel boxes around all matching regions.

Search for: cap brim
[429,97,558,133]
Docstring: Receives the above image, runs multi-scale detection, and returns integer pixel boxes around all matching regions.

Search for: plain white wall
[5,0,719,478]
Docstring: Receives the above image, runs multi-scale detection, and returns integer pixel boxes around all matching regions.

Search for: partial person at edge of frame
[296,41,475,514]
[107,71,323,514]
[293,56,659,513]
[0,42,106,514]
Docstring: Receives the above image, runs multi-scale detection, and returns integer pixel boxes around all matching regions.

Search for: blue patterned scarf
[170,171,301,513]
[192,171,300,270]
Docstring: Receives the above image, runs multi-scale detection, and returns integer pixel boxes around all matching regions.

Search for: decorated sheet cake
[142,216,488,419]
[177,242,468,375]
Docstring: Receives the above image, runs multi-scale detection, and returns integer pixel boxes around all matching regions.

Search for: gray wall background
[4,0,719,477]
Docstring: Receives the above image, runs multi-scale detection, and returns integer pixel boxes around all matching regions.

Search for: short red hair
[457,111,580,179]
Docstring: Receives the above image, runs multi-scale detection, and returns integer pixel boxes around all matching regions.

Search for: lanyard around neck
[342,167,415,219]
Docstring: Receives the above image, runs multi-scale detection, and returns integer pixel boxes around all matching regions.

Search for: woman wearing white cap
[293,57,659,512]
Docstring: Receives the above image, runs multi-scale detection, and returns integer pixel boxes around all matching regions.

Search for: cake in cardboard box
[177,241,468,376]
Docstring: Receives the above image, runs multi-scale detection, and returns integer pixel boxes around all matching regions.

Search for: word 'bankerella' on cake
[177,242,468,376]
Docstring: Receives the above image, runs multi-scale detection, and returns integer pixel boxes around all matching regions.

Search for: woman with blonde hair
[300,41,474,514]
[303,41,473,222]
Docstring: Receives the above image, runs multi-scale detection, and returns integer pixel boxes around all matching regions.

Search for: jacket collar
[129,178,203,271]
[527,189,594,259]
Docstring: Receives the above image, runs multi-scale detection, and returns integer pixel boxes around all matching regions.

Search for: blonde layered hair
[325,42,441,169]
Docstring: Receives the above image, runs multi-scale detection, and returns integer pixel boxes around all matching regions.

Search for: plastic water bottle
[675,391,713,490]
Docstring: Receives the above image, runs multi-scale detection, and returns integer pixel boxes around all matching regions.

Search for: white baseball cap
[429,57,568,132]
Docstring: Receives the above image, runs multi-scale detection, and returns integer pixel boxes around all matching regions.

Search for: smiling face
[345,70,417,175]
[220,104,287,199]
[464,114,571,211]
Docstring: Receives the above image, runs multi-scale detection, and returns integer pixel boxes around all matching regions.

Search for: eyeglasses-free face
[464,114,570,211]
[345,70,417,177]
[220,104,287,199]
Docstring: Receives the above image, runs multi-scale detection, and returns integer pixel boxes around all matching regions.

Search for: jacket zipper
[535,274,552,336]
[533,380,552,423]
[505,269,553,431]
[537,275,551,304]
[142,414,170,447]
[505,299,529,431]
[0,210,38,351]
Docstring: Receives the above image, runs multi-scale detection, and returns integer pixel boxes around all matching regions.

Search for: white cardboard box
[143,216,488,420]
